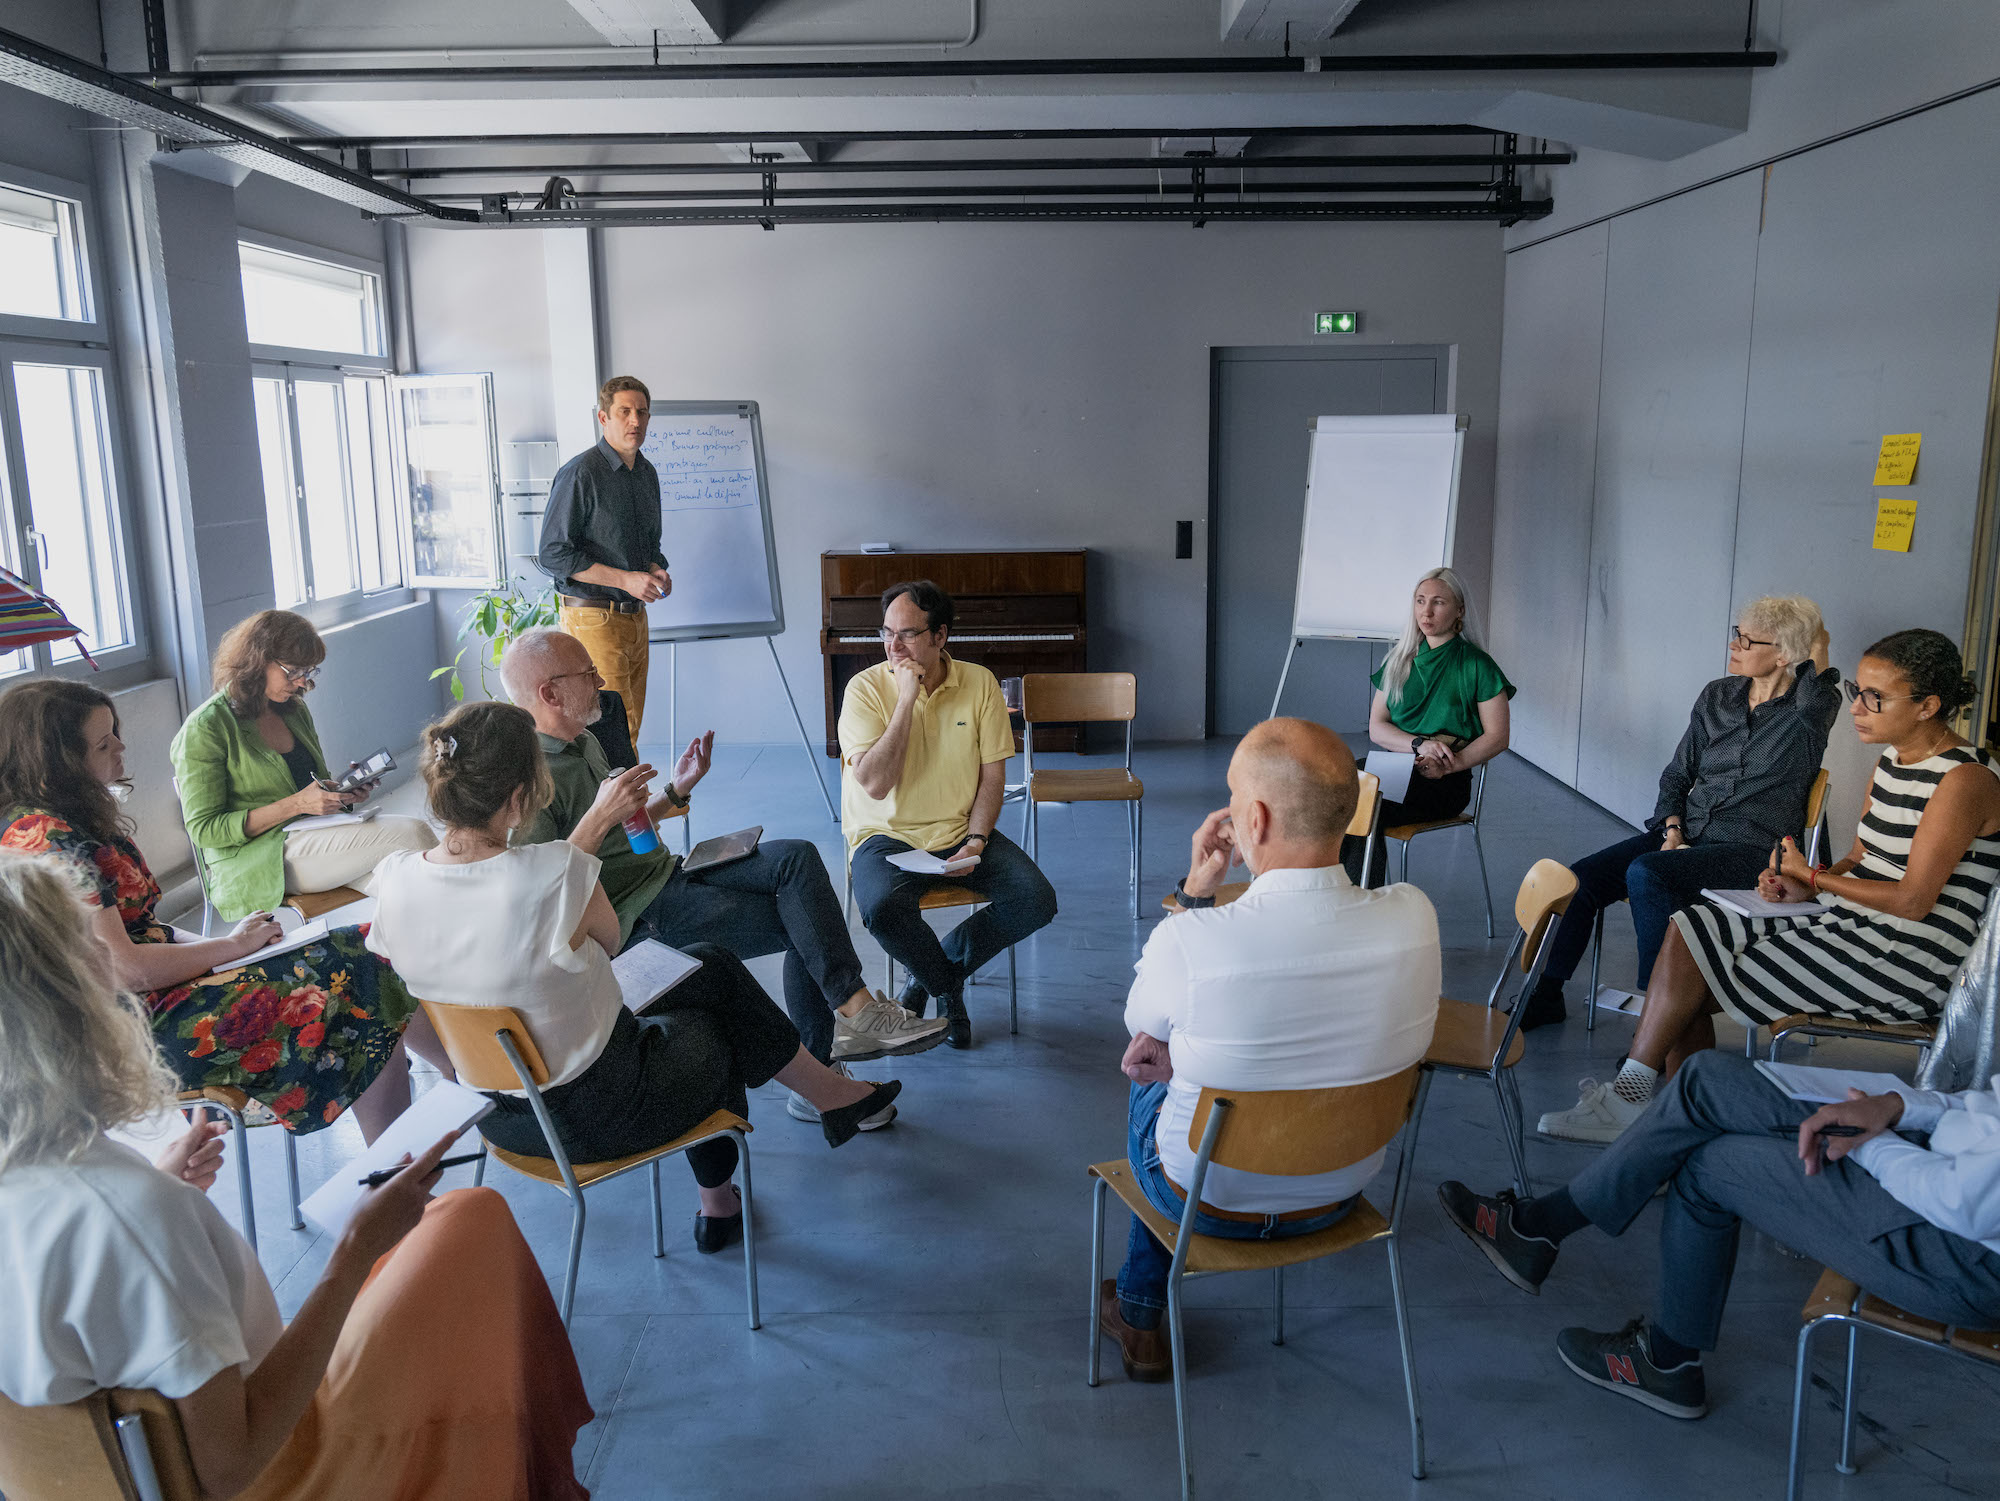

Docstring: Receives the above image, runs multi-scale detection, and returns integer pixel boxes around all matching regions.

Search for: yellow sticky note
[1873,496,1917,552]
[1874,432,1922,485]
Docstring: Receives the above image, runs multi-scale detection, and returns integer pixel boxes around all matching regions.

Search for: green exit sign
[1316,310,1360,335]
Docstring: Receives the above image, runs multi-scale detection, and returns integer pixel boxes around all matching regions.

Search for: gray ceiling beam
[392,151,1573,180]
[468,198,1554,225]
[280,124,1502,150]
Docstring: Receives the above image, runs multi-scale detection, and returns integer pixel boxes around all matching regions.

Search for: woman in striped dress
[1540,629,2000,1144]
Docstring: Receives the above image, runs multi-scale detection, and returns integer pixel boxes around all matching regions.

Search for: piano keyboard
[835,632,1077,644]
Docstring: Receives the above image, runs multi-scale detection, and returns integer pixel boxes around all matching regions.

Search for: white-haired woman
[0,852,591,1499]
[1516,596,1835,1030]
[1344,567,1515,886]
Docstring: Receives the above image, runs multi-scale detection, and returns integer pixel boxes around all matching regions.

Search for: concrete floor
[231,738,1999,1499]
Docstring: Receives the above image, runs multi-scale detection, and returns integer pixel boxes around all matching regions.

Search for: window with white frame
[243,240,403,606]
[0,183,89,323]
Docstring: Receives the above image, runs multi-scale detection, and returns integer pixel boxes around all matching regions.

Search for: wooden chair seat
[1803,1268,2000,1356]
[1088,1159,1389,1274]
[1028,768,1143,804]
[1161,880,1251,914]
[1424,997,1527,1072]
[916,883,986,912]
[284,884,368,921]
[1383,813,1474,842]
[485,1109,750,1192]
[1771,1014,1936,1047]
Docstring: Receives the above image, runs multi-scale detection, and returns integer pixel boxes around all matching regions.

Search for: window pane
[400,379,498,584]
[252,377,306,605]
[13,364,129,660]
[293,381,357,600]
[0,453,28,678]
[345,375,402,592]
[0,185,86,321]
[239,242,382,355]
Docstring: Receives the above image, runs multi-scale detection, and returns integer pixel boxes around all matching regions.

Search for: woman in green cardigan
[170,610,435,921]
[1343,566,1515,886]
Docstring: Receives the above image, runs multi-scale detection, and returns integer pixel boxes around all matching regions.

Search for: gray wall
[404,218,1505,747]
[1491,82,2000,849]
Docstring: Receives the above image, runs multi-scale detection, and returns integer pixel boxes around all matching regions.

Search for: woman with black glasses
[169,609,434,920]
[1539,628,2000,1146]
[1516,596,1836,1030]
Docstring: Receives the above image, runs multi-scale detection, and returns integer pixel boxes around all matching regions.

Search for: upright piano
[819,549,1088,755]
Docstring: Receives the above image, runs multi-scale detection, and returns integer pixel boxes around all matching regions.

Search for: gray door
[1208,346,1447,736]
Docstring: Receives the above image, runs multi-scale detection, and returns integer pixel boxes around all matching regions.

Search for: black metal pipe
[472,197,1555,225]
[283,123,1499,150]
[430,179,1503,203]
[393,151,1572,180]
[147,51,1775,87]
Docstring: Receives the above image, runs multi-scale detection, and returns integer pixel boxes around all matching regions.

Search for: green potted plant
[433,578,561,701]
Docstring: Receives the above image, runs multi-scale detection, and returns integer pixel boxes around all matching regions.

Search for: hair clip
[437,734,458,760]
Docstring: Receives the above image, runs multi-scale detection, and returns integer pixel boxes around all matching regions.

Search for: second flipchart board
[1269,413,1467,718]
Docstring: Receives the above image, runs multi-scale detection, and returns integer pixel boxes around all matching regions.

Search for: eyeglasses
[546,667,603,687]
[1842,679,1923,713]
[879,625,937,645]
[1730,627,1776,650]
[278,664,320,685]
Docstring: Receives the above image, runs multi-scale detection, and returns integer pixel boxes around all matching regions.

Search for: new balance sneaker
[1436,1182,1559,1295]
[786,1062,898,1130]
[1555,1319,1708,1420]
[832,992,950,1061]
[1537,1076,1649,1144]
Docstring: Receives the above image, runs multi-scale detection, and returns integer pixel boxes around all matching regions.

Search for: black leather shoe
[941,991,971,1049]
[896,979,929,1018]
[821,1080,903,1148]
[694,1185,742,1255]
[1516,980,1568,1032]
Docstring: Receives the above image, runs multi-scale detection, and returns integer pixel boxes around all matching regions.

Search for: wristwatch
[1409,736,1428,755]
[1172,878,1216,910]
[660,781,690,809]
[965,832,989,849]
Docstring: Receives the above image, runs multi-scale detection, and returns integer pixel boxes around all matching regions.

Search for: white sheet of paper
[204,918,330,977]
[1591,985,1645,1016]
[299,1079,495,1236]
[1700,888,1832,921]
[288,808,378,833]
[612,939,704,1013]
[1753,1061,1913,1105]
[1365,750,1415,804]
[885,850,981,876]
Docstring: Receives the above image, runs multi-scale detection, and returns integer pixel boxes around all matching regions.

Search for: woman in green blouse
[1344,567,1515,886]
[170,610,435,920]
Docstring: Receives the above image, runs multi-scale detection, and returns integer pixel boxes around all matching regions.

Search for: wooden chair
[1383,759,1497,936]
[1161,772,1382,913]
[843,861,1021,1035]
[0,1385,200,1501]
[1587,768,1832,1039]
[418,998,759,1330]
[1086,1066,1429,1500]
[1020,672,1143,919]
[1416,858,1578,1196]
[1786,1267,2000,1498]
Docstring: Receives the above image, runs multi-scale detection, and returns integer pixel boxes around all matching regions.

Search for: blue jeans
[849,830,1057,1001]
[1540,830,1769,991]
[1115,1080,1355,1323]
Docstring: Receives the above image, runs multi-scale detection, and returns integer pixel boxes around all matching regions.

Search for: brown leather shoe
[1099,1279,1172,1382]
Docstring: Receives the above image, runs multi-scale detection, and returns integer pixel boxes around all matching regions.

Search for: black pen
[1769,1124,1864,1137]
[357,1152,481,1188]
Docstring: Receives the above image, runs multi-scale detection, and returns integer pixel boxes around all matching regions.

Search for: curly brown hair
[421,701,553,833]
[212,609,326,717]
[0,679,129,843]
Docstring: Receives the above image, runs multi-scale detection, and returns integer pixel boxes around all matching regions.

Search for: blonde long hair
[0,852,177,1175]
[1379,567,1485,709]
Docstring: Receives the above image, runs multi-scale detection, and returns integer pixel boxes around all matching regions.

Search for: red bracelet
[1808,865,1824,894]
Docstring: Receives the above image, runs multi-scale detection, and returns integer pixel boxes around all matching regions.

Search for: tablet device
[682,825,763,875]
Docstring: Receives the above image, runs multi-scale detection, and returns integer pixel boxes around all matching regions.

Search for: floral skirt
[148,923,418,1134]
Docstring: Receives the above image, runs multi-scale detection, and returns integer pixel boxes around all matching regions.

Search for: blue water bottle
[623,810,659,854]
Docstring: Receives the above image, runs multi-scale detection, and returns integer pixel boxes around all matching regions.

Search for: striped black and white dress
[1673,745,2000,1028]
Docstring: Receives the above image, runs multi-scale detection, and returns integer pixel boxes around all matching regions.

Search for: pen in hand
[357,1152,482,1188]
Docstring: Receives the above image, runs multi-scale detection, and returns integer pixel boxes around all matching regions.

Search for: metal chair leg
[1587,909,1604,1033]
[1837,1324,1860,1474]
[1496,1070,1531,1198]
[1786,1318,1822,1501]
[735,1130,760,1330]
[1272,1266,1286,1346]
[473,1148,487,1187]
[1168,1276,1194,1501]
[649,1159,665,1259]
[1008,945,1018,1035]
[1471,823,1496,939]
[1088,1176,1107,1387]
[559,1194,586,1328]
[1386,1232,1427,1480]
[1130,800,1142,921]
[200,1103,256,1255]
[284,1130,303,1231]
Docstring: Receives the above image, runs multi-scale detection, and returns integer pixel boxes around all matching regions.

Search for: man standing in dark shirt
[538,375,673,742]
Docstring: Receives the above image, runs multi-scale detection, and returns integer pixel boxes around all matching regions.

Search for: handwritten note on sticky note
[1873,497,1917,552]
[1874,433,1922,486]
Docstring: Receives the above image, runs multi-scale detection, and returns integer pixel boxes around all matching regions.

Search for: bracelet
[1809,865,1823,894]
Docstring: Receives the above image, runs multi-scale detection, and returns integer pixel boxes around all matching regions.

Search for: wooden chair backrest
[1189,1066,1421,1176]
[1513,858,1580,975]
[1804,768,1831,831]
[1020,672,1136,724]
[1349,771,1381,838]
[0,1386,201,1501]
[418,999,552,1090]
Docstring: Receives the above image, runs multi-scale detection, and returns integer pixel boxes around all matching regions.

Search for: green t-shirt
[1371,635,1515,745]
[515,730,677,947]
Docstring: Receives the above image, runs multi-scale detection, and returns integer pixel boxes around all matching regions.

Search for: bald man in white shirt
[1097,719,1440,1382]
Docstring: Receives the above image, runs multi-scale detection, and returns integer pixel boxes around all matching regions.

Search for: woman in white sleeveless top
[1540,628,2000,1145]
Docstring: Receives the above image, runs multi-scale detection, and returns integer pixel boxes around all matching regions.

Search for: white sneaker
[787,1062,898,1130]
[832,991,950,1060]
[1537,1077,1649,1144]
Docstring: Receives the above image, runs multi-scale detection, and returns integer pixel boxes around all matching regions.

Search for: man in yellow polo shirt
[841,580,1057,1049]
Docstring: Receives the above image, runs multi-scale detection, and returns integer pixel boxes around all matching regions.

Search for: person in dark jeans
[839,580,1059,1048]
[1517,598,1837,1030]
[1436,1050,2000,1421]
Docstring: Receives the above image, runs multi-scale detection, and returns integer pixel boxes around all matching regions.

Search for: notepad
[886,850,981,876]
[1591,985,1645,1017]
[1700,888,1831,920]
[1365,750,1415,803]
[612,938,703,1013]
[288,808,378,833]
[1754,1061,1912,1105]
[204,918,330,977]
[299,1079,495,1236]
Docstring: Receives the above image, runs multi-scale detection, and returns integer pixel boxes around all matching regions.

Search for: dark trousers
[641,838,868,1065]
[1341,767,1471,887]
[1567,1051,2000,1349]
[1540,831,1771,991]
[849,830,1057,1001]
[477,943,801,1188]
